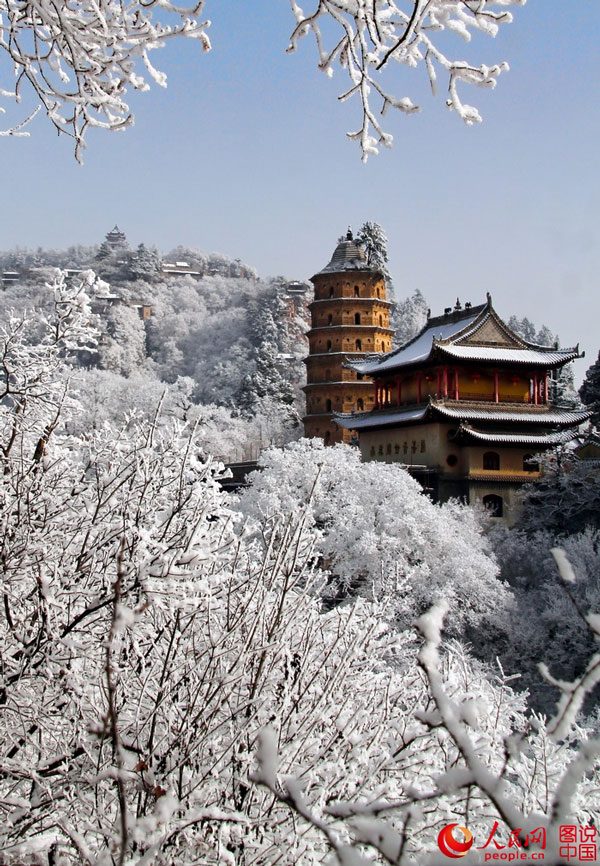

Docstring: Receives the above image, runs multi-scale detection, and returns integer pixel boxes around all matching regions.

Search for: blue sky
[3,0,599,381]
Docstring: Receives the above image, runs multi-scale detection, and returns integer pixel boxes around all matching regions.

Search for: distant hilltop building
[105,225,128,250]
[303,229,393,445]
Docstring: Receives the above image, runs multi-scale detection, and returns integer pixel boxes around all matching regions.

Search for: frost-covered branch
[0,0,210,160]
[252,552,599,864]
[288,0,526,160]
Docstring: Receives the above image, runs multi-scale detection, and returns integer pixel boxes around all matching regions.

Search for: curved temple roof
[351,297,580,375]
[335,401,592,432]
[436,345,579,365]
[451,425,579,447]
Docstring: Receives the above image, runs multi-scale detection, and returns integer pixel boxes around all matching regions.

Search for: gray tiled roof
[454,425,578,446]
[335,400,591,432]
[432,403,592,426]
[314,231,377,275]
[437,345,579,366]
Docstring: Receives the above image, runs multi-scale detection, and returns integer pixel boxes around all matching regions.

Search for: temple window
[357,373,364,380]
[328,314,333,325]
[324,431,331,445]
[370,445,376,456]
[403,442,408,454]
[483,494,503,517]
[357,398,364,410]
[379,314,383,326]
[355,339,362,351]
[523,454,540,472]
[325,398,332,412]
[328,286,334,297]
[483,451,500,470]
[378,444,384,455]
[326,340,332,352]
[420,440,426,452]
[446,454,458,467]
[394,444,400,454]
[354,285,360,297]
[354,312,361,325]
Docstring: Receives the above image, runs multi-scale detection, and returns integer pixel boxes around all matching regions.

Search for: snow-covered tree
[391,287,429,347]
[237,341,297,414]
[579,349,600,428]
[2,1,525,161]
[98,303,147,377]
[356,221,392,287]
[236,438,511,646]
[490,523,600,710]
[2,303,600,865]
[0,0,210,160]
[289,0,525,160]
[512,447,600,537]
[0,271,98,462]
[127,244,162,282]
[255,558,600,864]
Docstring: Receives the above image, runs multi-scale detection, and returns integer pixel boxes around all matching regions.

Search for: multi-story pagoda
[303,229,394,444]
[105,225,128,250]
[336,295,590,522]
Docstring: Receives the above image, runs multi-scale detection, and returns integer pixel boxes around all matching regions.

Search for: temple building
[105,225,128,250]
[335,295,590,522]
[303,230,393,444]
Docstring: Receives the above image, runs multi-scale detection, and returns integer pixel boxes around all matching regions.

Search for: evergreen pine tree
[356,221,392,288]
[391,288,429,347]
[579,350,600,428]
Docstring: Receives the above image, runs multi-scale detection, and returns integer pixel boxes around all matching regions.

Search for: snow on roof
[433,404,592,426]
[336,400,591,432]
[437,345,579,366]
[354,310,482,374]
[336,405,428,430]
[455,426,578,446]
[313,230,377,277]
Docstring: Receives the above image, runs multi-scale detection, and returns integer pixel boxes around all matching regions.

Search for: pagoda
[105,225,128,250]
[335,295,590,522]
[303,229,394,444]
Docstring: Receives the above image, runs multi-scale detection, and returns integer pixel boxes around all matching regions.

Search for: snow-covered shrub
[255,570,600,865]
[491,524,600,710]
[236,438,513,645]
[2,299,599,865]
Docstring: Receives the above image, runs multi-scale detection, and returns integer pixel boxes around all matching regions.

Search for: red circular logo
[437,824,474,858]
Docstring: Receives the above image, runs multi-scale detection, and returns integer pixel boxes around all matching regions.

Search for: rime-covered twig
[288,0,525,160]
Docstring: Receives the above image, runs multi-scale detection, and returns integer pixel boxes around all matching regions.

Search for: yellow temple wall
[356,424,542,479]
[309,327,392,355]
[313,271,387,301]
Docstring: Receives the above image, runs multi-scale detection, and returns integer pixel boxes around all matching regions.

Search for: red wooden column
[443,366,448,398]
[544,371,549,403]
[417,372,422,403]
[454,367,459,400]
[493,370,499,403]
[436,370,441,399]
[533,373,538,405]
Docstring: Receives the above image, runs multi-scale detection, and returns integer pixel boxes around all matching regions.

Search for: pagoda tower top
[313,228,379,278]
